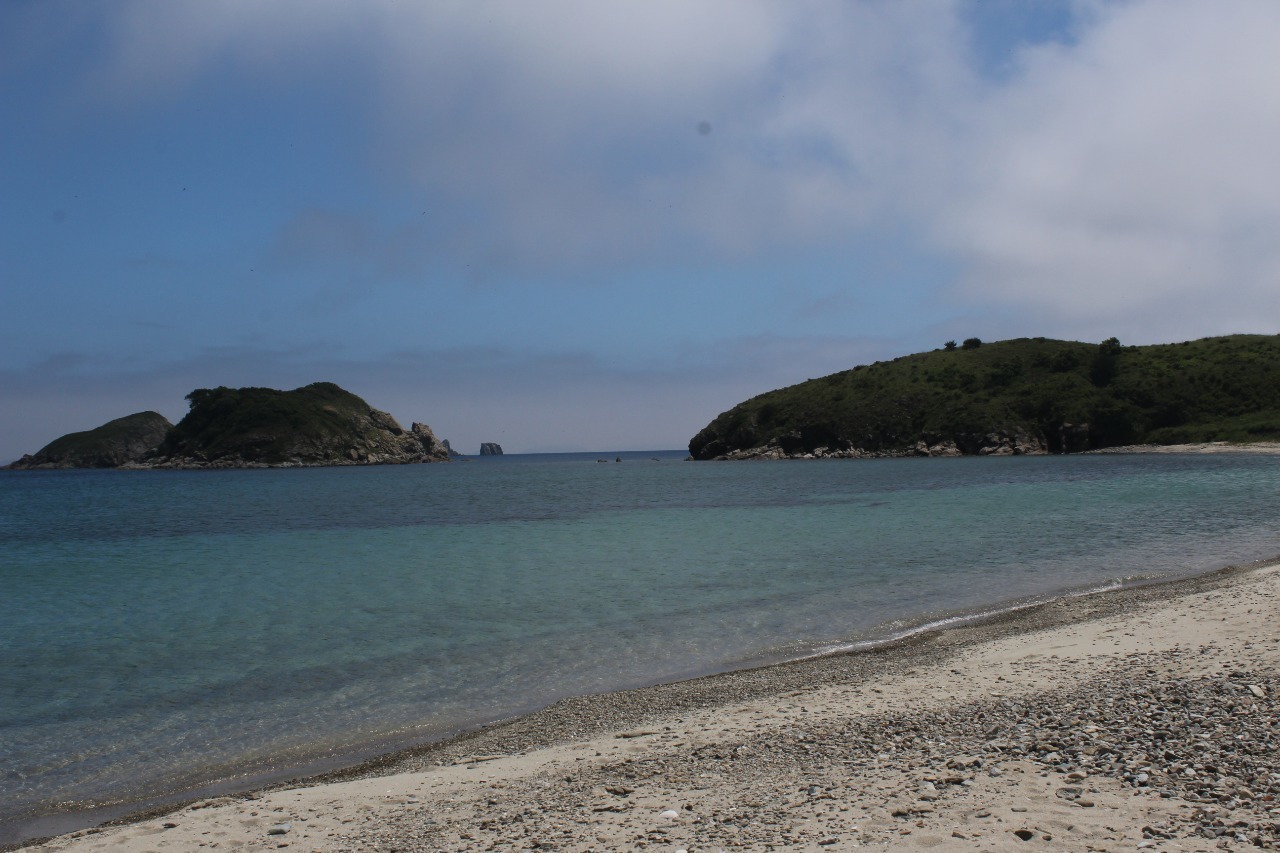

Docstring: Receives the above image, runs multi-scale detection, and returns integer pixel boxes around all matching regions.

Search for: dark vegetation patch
[154,382,395,465]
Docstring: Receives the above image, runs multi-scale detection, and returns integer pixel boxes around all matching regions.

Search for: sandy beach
[17,560,1280,852]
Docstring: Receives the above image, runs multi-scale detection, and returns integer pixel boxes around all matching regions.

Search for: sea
[3,450,1280,842]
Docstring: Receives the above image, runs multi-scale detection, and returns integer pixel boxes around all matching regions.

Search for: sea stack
[479,442,504,456]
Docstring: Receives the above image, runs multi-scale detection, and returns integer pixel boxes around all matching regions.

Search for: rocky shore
[707,429,1045,460]
[705,440,1280,461]
[20,562,1280,852]
[125,419,449,469]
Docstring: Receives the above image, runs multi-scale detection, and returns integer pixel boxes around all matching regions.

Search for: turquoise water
[2,451,1280,839]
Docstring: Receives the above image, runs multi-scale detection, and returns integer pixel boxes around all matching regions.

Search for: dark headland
[689,334,1280,460]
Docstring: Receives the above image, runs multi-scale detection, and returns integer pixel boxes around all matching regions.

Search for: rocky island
[6,382,453,470]
[690,334,1280,460]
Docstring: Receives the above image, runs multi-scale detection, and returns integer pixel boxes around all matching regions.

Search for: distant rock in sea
[5,411,173,469]
[441,439,464,458]
[479,442,504,456]
[135,382,451,468]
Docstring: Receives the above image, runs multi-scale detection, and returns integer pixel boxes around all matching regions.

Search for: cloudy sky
[3,0,1279,460]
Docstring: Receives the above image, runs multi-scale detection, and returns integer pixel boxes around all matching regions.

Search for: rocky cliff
[5,411,173,469]
[136,383,450,468]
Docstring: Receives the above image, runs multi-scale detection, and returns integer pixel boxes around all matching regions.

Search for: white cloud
[49,2,977,273]
[84,1,358,101]
[941,0,1280,342]
[346,1,980,272]
[15,0,1280,376]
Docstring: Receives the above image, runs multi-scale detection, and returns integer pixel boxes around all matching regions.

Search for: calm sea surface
[3,451,1279,839]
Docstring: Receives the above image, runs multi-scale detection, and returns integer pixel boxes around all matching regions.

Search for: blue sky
[4,0,1279,461]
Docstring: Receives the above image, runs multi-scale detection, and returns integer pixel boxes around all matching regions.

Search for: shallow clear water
[2,451,1279,836]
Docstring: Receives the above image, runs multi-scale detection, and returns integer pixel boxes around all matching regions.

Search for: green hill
[689,335,1280,460]
[148,382,450,467]
[5,411,173,469]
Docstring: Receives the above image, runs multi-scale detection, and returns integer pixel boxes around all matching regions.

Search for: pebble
[337,662,1280,850]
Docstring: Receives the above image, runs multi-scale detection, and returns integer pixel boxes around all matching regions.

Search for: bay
[2,450,1279,841]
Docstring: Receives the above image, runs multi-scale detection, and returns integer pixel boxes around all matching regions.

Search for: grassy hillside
[689,335,1280,459]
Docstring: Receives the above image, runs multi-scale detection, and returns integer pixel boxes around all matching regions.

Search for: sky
[3,0,1279,461]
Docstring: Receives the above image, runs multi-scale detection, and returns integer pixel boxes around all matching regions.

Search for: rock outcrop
[132,383,451,468]
[479,442,504,456]
[5,412,173,469]
[708,429,1047,461]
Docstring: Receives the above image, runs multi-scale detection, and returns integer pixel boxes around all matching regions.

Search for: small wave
[797,575,1153,660]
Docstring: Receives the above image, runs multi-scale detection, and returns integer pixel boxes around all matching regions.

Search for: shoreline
[0,564,1228,844]
[13,557,1280,851]
[1084,441,1280,455]
[0,563,1211,846]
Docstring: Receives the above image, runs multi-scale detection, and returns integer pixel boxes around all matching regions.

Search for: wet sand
[16,556,1280,851]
